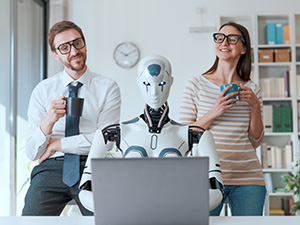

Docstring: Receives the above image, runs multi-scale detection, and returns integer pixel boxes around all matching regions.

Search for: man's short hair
[48,20,85,52]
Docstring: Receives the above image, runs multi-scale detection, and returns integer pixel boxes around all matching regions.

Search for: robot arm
[79,124,121,212]
[189,127,224,211]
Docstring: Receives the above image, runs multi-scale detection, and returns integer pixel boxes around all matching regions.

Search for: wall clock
[113,42,140,68]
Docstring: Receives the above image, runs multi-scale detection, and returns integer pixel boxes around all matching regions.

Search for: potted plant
[283,163,300,215]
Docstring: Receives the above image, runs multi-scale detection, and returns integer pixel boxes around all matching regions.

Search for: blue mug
[220,84,240,105]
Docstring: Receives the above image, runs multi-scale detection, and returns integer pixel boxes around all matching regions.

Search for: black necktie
[62,82,83,187]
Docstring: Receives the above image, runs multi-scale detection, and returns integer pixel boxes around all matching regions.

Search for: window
[0,0,48,216]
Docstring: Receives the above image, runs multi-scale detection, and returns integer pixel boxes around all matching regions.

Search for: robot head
[137,55,173,110]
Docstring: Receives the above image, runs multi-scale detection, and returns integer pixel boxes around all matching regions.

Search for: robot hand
[194,130,224,210]
[79,129,109,212]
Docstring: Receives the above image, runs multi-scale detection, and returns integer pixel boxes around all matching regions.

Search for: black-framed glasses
[55,37,85,55]
[213,33,245,45]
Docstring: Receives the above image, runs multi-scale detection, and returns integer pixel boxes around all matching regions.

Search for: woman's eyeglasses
[213,33,245,45]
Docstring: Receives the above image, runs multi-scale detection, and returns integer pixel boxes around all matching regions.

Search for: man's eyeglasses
[56,38,85,55]
[213,33,245,45]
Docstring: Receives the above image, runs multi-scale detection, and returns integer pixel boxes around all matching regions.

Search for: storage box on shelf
[258,48,291,63]
[275,49,291,62]
[219,13,300,216]
[259,49,274,62]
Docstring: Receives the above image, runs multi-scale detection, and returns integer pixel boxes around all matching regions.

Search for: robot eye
[143,81,151,87]
[158,81,166,86]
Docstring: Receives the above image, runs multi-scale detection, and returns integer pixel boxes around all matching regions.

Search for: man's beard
[63,52,87,71]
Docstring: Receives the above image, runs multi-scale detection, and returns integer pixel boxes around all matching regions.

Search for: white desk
[0,216,299,225]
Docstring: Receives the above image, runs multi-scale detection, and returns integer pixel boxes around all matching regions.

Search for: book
[267,23,276,45]
[281,197,290,215]
[277,77,285,98]
[281,148,286,169]
[275,147,282,169]
[269,208,285,216]
[270,77,277,98]
[283,70,290,97]
[267,145,272,168]
[268,77,285,98]
[269,209,285,216]
[270,146,277,168]
[298,103,300,133]
[259,78,271,98]
[283,24,290,44]
[261,142,268,168]
[297,75,300,97]
[281,105,292,132]
[273,187,286,193]
[263,105,273,132]
[264,173,273,193]
[273,105,282,132]
[275,23,283,44]
[262,143,292,169]
[285,144,293,169]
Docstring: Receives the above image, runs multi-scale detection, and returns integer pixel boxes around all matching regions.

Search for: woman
[179,21,266,216]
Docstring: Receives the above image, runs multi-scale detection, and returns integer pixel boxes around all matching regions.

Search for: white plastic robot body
[120,118,189,158]
[79,118,223,211]
[194,130,223,210]
[79,55,223,212]
[78,129,108,211]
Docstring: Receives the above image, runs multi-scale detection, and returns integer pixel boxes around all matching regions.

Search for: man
[22,21,121,216]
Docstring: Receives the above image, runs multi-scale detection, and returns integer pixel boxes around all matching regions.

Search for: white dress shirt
[25,68,121,161]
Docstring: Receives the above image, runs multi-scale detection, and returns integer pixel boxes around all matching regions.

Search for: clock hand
[117,49,128,56]
[127,49,137,55]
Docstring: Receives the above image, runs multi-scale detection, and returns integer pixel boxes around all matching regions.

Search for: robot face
[137,55,173,110]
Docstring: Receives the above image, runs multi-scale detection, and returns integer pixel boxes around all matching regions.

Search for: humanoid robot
[79,55,224,212]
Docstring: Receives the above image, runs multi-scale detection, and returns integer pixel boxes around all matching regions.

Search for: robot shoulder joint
[102,124,121,147]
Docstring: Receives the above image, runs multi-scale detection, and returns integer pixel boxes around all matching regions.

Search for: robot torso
[119,117,190,158]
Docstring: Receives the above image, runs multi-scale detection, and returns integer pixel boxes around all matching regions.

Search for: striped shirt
[179,74,265,186]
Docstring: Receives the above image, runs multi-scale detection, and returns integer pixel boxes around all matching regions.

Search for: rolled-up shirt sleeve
[248,85,264,148]
[25,84,51,161]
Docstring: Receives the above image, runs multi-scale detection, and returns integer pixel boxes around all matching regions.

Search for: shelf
[258,44,291,48]
[264,132,293,136]
[262,97,292,101]
[258,62,291,66]
[268,192,294,197]
[263,168,293,172]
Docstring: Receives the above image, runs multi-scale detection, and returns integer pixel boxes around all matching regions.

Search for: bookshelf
[220,13,300,216]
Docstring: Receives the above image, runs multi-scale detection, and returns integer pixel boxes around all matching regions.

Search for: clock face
[113,42,140,68]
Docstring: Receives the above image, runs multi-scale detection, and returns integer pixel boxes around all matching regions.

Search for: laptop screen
[91,157,209,225]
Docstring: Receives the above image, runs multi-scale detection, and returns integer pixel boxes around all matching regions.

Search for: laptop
[91,157,209,225]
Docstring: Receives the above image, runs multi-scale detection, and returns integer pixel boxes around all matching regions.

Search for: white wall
[64,0,300,121]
